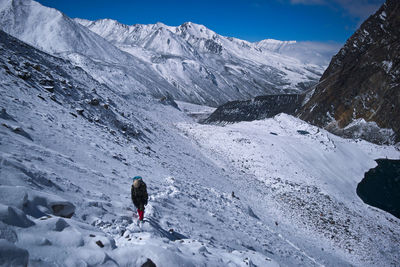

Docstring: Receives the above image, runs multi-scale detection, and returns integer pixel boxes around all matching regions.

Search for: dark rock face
[141,258,156,267]
[357,159,400,219]
[298,0,400,144]
[203,94,304,124]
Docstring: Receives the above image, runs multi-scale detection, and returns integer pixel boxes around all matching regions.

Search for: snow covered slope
[0,29,281,266]
[76,18,335,106]
[177,114,400,266]
[1,29,400,266]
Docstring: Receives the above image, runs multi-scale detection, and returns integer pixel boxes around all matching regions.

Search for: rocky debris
[0,186,75,219]
[298,0,400,144]
[203,94,304,124]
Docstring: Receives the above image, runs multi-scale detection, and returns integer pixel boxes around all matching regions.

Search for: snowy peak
[77,16,334,105]
[177,21,219,41]
[0,0,130,63]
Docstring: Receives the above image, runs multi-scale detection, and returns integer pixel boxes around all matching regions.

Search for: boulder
[0,186,75,218]
[0,204,34,228]
[0,240,29,267]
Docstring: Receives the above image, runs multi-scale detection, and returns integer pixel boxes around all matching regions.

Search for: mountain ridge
[298,0,400,144]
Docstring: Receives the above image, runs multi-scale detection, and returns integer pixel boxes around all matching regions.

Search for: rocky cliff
[298,0,400,144]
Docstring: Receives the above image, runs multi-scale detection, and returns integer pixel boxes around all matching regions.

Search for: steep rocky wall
[298,0,400,144]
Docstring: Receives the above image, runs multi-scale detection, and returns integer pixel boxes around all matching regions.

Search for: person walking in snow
[131,176,148,222]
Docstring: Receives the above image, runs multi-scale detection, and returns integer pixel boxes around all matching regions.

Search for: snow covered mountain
[1,28,400,266]
[0,0,185,99]
[76,18,335,106]
[0,0,339,106]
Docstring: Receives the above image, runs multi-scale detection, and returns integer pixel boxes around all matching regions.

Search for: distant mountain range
[0,0,339,106]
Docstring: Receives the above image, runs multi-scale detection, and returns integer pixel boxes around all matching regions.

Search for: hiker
[131,176,148,221]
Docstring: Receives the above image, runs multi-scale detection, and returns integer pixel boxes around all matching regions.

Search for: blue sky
[37,0,385,43]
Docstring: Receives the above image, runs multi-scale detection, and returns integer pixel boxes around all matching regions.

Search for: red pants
[137,209,144,221]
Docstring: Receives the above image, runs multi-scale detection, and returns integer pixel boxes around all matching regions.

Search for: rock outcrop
[298,0,400,144]
[203,94,304,124]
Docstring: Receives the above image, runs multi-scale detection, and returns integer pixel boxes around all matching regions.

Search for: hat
[132,176,142,181]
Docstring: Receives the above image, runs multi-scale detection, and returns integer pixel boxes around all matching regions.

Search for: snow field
[176,113,400,266]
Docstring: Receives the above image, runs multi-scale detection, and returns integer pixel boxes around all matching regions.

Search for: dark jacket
[131,180,148,210]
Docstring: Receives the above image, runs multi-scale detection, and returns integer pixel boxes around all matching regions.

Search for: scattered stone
[297,130,310,135]
[51,202,75,218]
[43,86,54,93]
[76,108,84,115]
[0,204,34,228]
[33,64,41,71]
[1,123,33,141]
[49,95,57,102]
[89,234,96,237]
[89,98,100,106]
[17,71,31,80]
[231,191,239,199]
[53,218,69,232]
[95,240,104,248]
